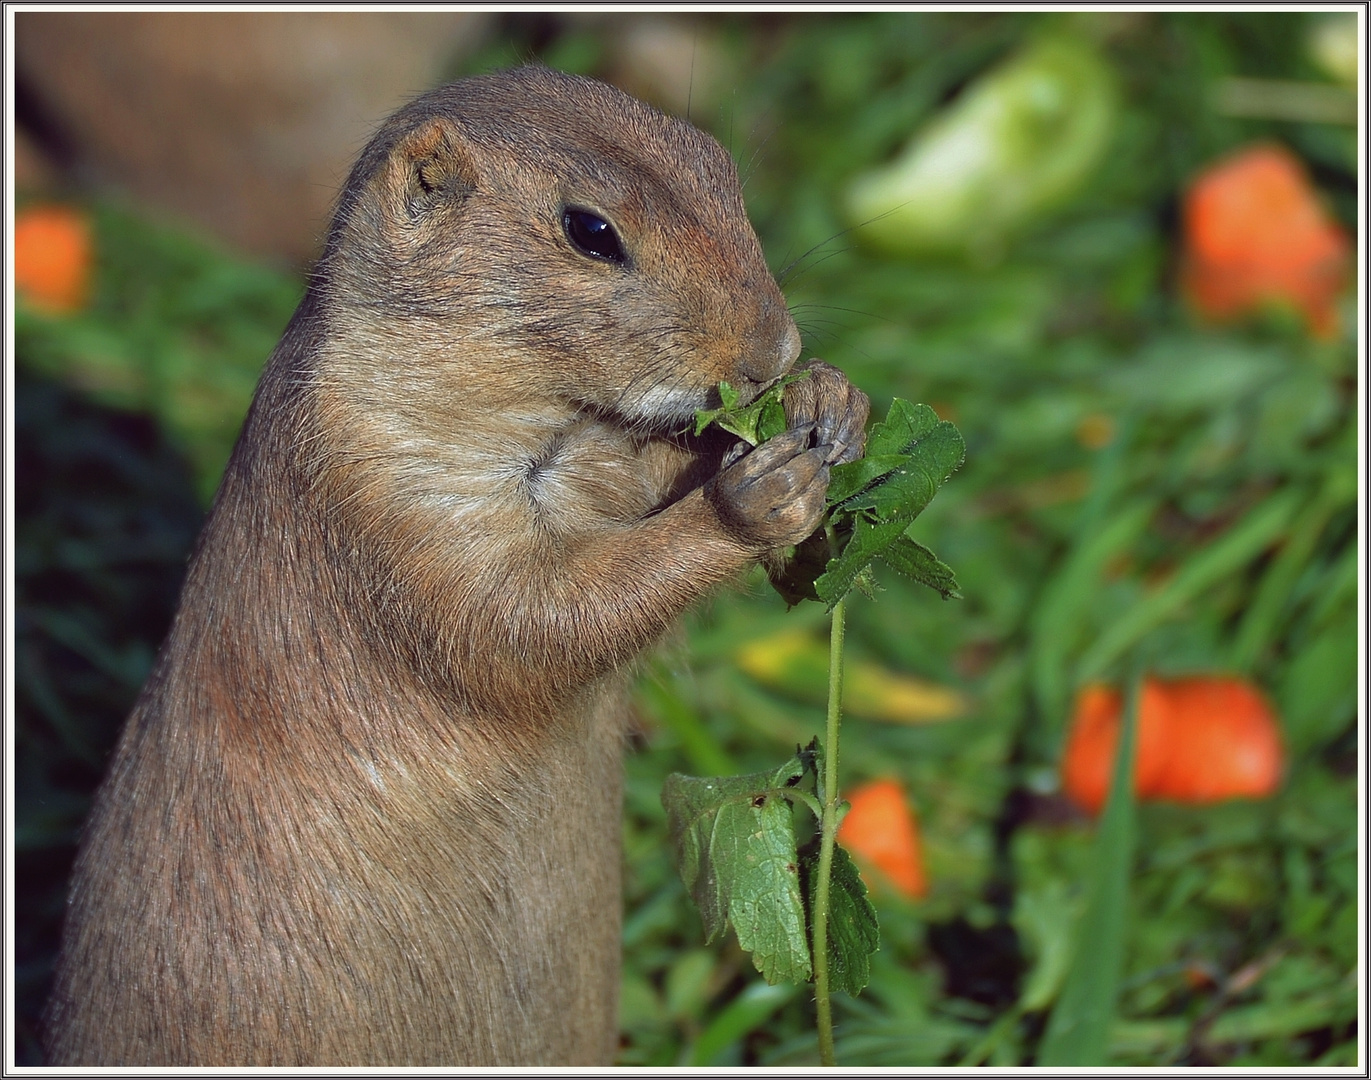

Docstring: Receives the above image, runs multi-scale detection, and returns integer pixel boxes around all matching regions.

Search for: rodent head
[319,66,800,431]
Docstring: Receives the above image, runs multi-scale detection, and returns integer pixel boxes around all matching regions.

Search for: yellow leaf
[735,631,968,724]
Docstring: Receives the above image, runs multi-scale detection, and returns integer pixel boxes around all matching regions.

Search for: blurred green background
[12,11,1360,1067]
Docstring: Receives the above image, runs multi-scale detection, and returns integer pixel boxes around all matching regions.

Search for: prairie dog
[45,65,868,1066]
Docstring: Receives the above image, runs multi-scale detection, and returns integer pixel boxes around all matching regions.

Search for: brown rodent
[44,65,869,1066]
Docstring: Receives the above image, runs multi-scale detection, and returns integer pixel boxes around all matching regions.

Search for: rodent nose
[739,317,802,385]
[780,321,802,372]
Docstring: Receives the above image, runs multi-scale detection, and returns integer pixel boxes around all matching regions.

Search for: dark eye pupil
[564,209,626,264]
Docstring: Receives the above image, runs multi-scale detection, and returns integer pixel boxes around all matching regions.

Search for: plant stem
[812,592,847,1067]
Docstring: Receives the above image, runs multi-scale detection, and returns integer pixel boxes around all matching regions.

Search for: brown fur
[44,66,867,1066]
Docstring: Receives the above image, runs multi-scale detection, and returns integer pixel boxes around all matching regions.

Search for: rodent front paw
[706,425,830,549]
[784,359,870,466]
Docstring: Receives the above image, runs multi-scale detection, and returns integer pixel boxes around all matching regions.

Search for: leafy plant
[664,379,965,1064]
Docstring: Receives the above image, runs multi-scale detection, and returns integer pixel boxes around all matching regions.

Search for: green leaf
[692,372,809,444]
[692,410,723,437]
[866,398,942,458]
[801,839,880,996]
[827,453,911,506]
[1278,608,1358,755]
[878,535,962,599]
[1028,499,1155,734]
[836,420,965,524]
[851,565,881,601]
[662,756,814,984]
[814,518,910,608]
[691,380,740,436]
[1075,489,1300,682]
[843,34,1119,258]
[1037,673,1138,1066]
[1014,879,1080,1013]
[1230,473,1350,672]
[753,393,791,444]
[685,982,799,1066]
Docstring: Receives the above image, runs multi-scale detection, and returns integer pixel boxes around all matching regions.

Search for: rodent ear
[390,117,478,217]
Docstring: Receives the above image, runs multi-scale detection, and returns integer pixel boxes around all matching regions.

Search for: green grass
[14,10,1358,1068]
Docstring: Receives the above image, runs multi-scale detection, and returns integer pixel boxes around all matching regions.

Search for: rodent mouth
[566,370,782,436]
[721,374,773,408]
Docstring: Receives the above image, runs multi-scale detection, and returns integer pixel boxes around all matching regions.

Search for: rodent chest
[520,419,683,532]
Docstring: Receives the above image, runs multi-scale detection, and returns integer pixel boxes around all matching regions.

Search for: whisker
[789,302,890,325]
[778,243,854,288]
[776,197,915,286]
[738,118,777,190]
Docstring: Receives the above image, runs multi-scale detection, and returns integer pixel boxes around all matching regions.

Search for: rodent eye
[563,209,626,264]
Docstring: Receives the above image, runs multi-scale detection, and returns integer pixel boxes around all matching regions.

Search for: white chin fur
[616,382,709,428]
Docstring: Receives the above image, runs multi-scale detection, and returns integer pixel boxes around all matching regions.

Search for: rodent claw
[782,360,869,466]
[721,439,751,469]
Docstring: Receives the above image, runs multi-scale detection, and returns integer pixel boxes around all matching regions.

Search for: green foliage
[669,380,961,1056]
[817,400,966,606]
[15,202,301,503]
[877,538,961,603]
[663,737,882,999]
[801,840,880,996]
[1038,675,1139,1065]
[631,10,1356,1067]
[692,373,808,444]
[663,753,816,985]
[699,390,966,610]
